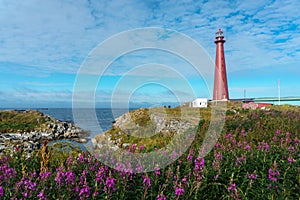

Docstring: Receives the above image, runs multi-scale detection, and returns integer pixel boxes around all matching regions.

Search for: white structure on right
[190,98,208,108]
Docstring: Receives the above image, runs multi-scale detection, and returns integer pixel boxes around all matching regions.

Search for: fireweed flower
[30,172,37,178]
[39,172,51,181]
[0,164,17,181]
[65,171,75,185]
[154,166,161,176]
[17,178,37,198]
[241,129,247,137]
[247,173,258,180]
[216,151,222,161]
[0,186,3,196]
[288,157,295,163]
[214,174,219,179]
[244,144,251,150]
[175,186,184,196]
[246,173,258,185]
[77,154,85,163]
[157,193,166,200]
[226,133,232,140]
[37,190,46,200]
[105,177,115,188]
[142,175,151,187]
[66,156,73,166]
[288,146,295,153]
[258,142,270,151]
[268,168,280,182]
[79,185,90,199]
[140,145,145,151]
[95,167,105,182]
[55,168,64,185]
[194,157,205,180]
[227,182,237,192]
[80,170,88,185]
[187,148,194,162]
[129,144,137,152]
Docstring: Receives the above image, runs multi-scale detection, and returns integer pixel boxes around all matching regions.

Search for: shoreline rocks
[0,111,90,154]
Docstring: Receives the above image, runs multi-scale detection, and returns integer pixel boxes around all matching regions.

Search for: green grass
[0,102,299,199]
[0,110,51,133]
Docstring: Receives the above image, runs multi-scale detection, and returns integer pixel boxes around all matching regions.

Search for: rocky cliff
[92,107,204,151]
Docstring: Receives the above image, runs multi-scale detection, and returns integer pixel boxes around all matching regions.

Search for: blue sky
[0,0,300,108]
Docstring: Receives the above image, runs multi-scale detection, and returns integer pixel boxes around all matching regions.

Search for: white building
[190,98,208,108]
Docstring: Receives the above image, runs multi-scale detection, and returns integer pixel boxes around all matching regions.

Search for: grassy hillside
[0,103,299,199]
[0,110,51,133]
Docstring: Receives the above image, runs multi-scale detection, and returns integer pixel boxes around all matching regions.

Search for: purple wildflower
[235,157,246,167]
[30,172,37,178]
[216,152,222,161]
[142,176,151,187]
[226,133,232,139]
[214,174,219,179]
[241,129,246,137]
[37,190,46,200]
[95,167,105,182]
[187,148,194,162]
[140,145,145,151]
[3,167,17,179]
[154,167,161,176]
[65,171,75,185]
[0,186,3,196]
[77,154,85,163]
[227,183,237,192]
[175,187,184,196]
[106,177,115,188]
[157,194,166,200]
[247,173,258,180]
[39,172,51,181]
[268,167,280,182]
[288,157,295,163]
[66,156,73,166]
[22,192,29,198]
[194,157,205,180]
[79,185,90,198]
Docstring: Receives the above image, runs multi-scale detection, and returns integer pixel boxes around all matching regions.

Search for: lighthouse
[213,29,229,101]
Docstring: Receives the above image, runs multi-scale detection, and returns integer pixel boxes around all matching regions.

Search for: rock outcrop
[0,110,89,154]
[92,107,201,151]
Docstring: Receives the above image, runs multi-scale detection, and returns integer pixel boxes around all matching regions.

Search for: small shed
[191,98,208,108]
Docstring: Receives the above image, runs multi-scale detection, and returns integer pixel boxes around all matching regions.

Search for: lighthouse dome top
[216,29,224,37]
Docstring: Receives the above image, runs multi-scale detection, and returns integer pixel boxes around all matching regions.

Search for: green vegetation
[0,110,50,133]
[0,103,299,199]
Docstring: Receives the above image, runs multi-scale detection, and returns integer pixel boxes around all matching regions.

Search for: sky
[0,0,300,108]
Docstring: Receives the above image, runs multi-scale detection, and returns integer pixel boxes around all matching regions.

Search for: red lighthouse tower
[213,29,229,101]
